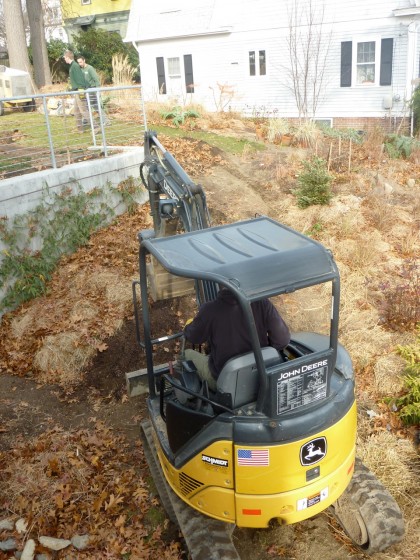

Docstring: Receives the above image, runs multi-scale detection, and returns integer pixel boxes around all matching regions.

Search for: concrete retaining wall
[0,148,147,316]
[0,147,146,220]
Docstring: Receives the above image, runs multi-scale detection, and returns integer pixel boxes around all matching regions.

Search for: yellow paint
[235,403,357,495]
[156,403,357,528]
[62,0,132,19]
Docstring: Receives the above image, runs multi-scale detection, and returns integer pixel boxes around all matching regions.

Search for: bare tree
[27,0,51,87]
[3,0,31,72]
[285,0,332,122]
[0,1,6,48]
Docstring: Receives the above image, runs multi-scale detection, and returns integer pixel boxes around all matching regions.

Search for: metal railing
[0,85,147,179]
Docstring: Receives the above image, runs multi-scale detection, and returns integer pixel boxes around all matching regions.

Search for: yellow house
[61,0,132,41]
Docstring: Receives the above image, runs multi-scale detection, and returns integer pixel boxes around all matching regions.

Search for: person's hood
[217,288,239,305]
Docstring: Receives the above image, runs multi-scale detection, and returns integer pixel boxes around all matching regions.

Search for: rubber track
[331,457,405,553]
[140,420,178,524]
[141,420,240,560]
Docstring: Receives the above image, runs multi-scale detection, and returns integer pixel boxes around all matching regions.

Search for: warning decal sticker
[276,360,328,414]
[297,487,329,511]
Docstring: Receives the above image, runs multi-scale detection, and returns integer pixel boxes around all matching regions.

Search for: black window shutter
[341,41,352,87]
[380,38,393,86]
[184,54,194,93]
[156,57,166,94]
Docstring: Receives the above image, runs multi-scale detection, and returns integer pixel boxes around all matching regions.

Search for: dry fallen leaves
[0,422,183,559]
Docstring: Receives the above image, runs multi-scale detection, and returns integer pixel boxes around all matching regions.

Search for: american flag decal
[237,448,269,466]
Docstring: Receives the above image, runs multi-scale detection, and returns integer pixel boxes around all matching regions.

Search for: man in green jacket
[77,56,100,88]
[77,56,101,114]
[63,50,92,133]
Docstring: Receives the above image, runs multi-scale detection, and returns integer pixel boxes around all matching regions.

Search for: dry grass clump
[337,272,394,368]
[109,54,138,114]
[69,300,99,323]
[331,236,382,271]
[112,54,136,85]
[33,332,96,386]
[374,353,406,396]
[408,145,420,164]
[281,284,330,335]
[27,271,133,386]
[357,430,419,508]
[89,271,133,311]
[364,193,398,232]
[394,225,420,257]
[10,306,50,338]
[267,118,290,143]
[291,120,323,149]
[363,127,386,162]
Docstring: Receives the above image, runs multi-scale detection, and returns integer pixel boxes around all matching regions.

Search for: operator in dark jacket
[184,288,290,390]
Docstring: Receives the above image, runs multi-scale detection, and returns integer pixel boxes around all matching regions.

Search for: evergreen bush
[411,86,420,136]
[294,157,333,208]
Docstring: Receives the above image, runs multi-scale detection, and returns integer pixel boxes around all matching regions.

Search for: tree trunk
[3,0,31,73]
[27,0,51,88]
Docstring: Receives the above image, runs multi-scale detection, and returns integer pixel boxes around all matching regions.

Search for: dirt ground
[0,129,419,560]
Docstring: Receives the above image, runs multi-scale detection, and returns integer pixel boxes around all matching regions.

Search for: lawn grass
[0,110,143,150]
[0,110,144,177]
[145,124,265,155]
[0,111,264,171]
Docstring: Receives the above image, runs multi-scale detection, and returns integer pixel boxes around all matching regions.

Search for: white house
[125,0,420,131]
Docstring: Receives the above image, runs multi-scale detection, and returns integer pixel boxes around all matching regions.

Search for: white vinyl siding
[131,0,418,119]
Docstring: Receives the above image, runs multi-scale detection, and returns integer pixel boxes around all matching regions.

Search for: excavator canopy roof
[141,216,339,300]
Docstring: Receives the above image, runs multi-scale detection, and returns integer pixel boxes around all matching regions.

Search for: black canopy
[140,216,338,300]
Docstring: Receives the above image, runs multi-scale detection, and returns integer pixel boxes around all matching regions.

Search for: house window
[156,56,194,95]
[167,57,181,81]
[340,38,393,87]
[356,41,375,84]
[249,50,266,76]
[81,0,91,5]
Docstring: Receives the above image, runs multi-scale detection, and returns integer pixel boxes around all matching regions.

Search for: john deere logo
[300,437,327,466]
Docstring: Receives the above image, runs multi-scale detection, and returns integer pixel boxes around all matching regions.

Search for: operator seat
[216,346,281,408]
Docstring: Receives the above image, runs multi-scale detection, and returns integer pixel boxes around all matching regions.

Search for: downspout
[407,21,420,136]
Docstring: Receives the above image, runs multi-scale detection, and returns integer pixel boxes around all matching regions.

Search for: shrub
[377,259,419,332]
[294,157,333,208]
[394,331,420,426]
[291,120,322,148]
[46,38,71,83]
[161,106,200,127]
[384,134,420,159]
[71,28,139,83]
[267,118,290,143]
[318,124,364,144]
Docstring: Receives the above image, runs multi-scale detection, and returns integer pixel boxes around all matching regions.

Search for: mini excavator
[132,131,404,559]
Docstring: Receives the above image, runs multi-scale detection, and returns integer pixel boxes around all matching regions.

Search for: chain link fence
[0,85,146,179]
